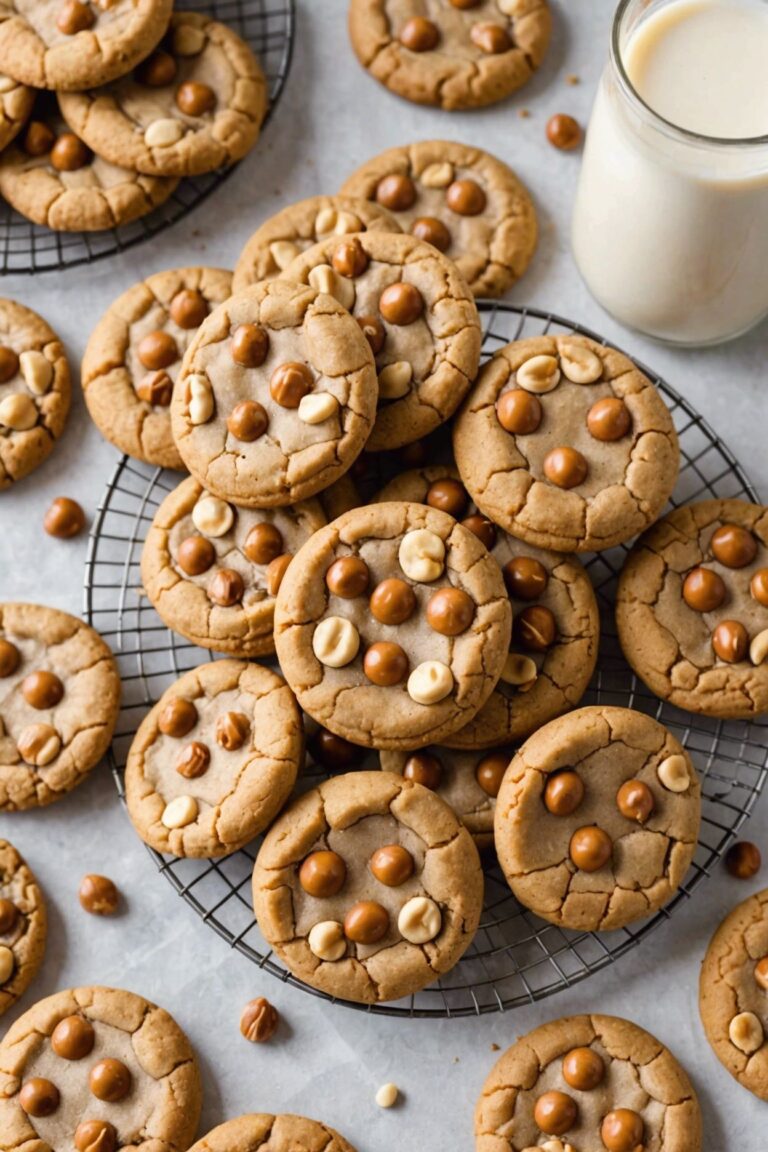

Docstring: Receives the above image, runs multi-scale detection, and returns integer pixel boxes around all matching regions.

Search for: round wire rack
[84,303,768,1018]
[0,0,294,275]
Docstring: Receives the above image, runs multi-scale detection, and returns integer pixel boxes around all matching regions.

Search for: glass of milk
[572,0,768,346]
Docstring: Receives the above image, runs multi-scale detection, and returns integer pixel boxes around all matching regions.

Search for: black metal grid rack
[84,303,768,1018]
[0,0,294,274]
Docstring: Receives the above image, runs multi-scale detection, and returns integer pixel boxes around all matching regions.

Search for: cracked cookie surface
[252,769,483,1003]
[494,706,700,932]
[474,1013,702,1152]
[0,74,33,151]
[700,887,768,1101]
[375,465,599,748]
[82,266,232,469]
[58,11,267,176]
[232,194,401,292]
[348,0,551,110]
[617,499,768,719]
[0,298,71,489]
[170,279,378,508]
[274,501,512,750]
[340,139,537,297]
[0,602,120,811]
[0,984,201,1151]
[281,229,481,451]
[0,839,46,1018]
[189,1114,357,1152]
[125,658,303,859]
[453,335,679,553]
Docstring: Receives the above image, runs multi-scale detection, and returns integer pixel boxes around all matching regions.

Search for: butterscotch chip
[0,840,46,1018]
[239,997,279,1043]
[186,1115,357,1152]
[78,874,119,915]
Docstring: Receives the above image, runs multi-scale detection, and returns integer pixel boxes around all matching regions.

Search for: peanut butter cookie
[0,74,33,151]
[0,840,46,1018]
[190,1115,357,1152]
[252,770,483,1003]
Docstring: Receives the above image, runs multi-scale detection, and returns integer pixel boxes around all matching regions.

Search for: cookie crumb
[518,108,531,118]
[491,1042,500,1051]
[78,874,119,916]
[375,1083,399,1108]
[566,73,580,85]
[239,997,279,1043]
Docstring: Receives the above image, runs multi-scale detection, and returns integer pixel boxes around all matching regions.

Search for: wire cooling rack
[0,0,294,274]
[84,303,768,1018]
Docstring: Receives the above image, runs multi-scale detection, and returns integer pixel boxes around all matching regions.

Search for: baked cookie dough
[0,74,33,151]
[700,887,768,1101]
[0,0,171,91]
[453,335,680,553]
[475,1013,702,1152]
[0,603,120,811]
[0,840,46,1018]
[0,298,71,489]
[59,12,267,177]
[340,140,537,297]
[190,1115,356,1152]
[0,985,202,1151]
[375,465,599,748]
[348,0,552,111]
[232,194,401,292]
[171,279,378,508]
[494,706,700,932]
[141,476,326,658]
[83,266,232,469]
[617,499,768,719]
[252,770,483,1003]
[273,502,512,750]
[125,659,302,858]
[281,230,481,451]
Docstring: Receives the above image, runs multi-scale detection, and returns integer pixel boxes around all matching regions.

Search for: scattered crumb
[453,1056,460,1063]
[491,1043,501,1051]
[518,108,531,119]
[566,73,580,86]
[375,1083,399,1109]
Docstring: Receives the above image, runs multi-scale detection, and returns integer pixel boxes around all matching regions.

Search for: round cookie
[125,659,303,858]
[0,74,33,151]
[273,501,512,750]
[453,334,680,553]
[474,1013,702,1151]
[0,840,46,1018]
[252,770,483,1004]
[0,603,120,811]
[58,12,267,177]
[82,267,232,469]
[0,985,202,1150]
[340,139,537,297]
[375,465,599,748]
[348,0,552,111]
[232,194,401,293]
[0,108,178,232]
[494,706,701,932]
[0,0,171,91]
[170,279,378,508]
[700,887,768,1101]
[617,499,768,719]
[190,1115,357,1152]
[280,230,482,451]
[141,476,326,658]
[0,298,70,489]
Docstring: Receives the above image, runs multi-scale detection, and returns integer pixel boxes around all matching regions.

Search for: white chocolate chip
[0,945,14,984]
[378,361,413,400]
[144,118,184,148]
[558,340,603,384]
[539,1142,578,1152]
[421,161,454,188]
[19,350,52,396]
[398,529,445,582]
[0,393,37,430]
[375,1083,399,1109]
[407,661,454,705]
[314,208,338,236]
[172,23,206,55]
[497,0,525,13]
[298,392,339,424]
[729,1011,764,1054]
[161,795,199,829]
[192,495,234,538]
[269,240,302,270]
[17,723,60,766]
[308,264,355,311]
[334,210,363,234]
[186,373,214,425]
[0,75,16,94]
[516,355,561,394]
[750,628,768,666]
[312,616,360,668]
[397,895,442,943]
[308,920,347,961]
[500,652,538,688]
[657,753,691,793]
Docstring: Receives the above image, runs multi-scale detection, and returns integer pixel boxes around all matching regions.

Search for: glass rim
[612,0,768,147]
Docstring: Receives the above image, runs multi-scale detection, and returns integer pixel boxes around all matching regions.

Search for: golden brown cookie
[189,1115,357,1152]
[0,840,46,1018]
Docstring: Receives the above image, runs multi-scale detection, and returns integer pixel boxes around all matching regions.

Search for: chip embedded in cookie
[494,706,701,932]
[83,267,232,469]
[617,499,768,718]
[0,74,33,152]
[453,334,680,552]
[340,140,537,297]
[274,502,512,750]
[252,770,483,1003]
[348,0,552,110]
[280,231,481,451]
[189,1113,357,1152]
[0,840,46,1017]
